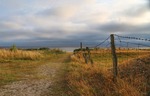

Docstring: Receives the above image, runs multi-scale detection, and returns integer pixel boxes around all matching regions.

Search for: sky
[0,0,150,47]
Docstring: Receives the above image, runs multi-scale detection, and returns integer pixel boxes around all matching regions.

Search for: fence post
[80,42,82,50]
[86,47,93,65]
[110,34,118,80]
[83,53,88,64]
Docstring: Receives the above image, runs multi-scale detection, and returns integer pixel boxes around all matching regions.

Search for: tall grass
[66,62,143,96]
[0,49,43,60]
[66,49,150,96]
[0,48,67,87]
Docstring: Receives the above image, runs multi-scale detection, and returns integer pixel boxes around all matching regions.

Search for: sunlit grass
[0,48,67,86]
[0,49,43,61]
[0,60,42,86]
[66,49,150,96]
[0,48,149,95]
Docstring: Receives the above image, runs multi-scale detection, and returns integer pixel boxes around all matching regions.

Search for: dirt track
[0,62,66,96]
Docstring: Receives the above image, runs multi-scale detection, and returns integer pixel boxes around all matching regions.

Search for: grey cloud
[123,5,149,17]
[35,3,80,20]
[0,30,33,40]
[94,22,150,34]
[19,33,109,47]
[0,23,9,30]
[0,0,150,47]
[36,8,56,17]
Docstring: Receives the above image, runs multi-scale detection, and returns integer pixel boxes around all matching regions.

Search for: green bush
[39,47,49,50]
[49,49,65,54]
[10,44,17,52]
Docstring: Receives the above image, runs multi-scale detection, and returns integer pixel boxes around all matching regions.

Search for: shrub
[10,44,17,52]
[39,47,49,50]
[49,49,65,54]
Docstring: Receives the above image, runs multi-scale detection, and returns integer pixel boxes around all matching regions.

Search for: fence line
[74,34,150,79]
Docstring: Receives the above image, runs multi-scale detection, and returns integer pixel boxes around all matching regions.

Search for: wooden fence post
[86,47,93,65]
[80,42,82,50]
[110,34,118,80]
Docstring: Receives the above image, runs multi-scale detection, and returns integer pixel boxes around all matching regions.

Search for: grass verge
[66,49,150,96]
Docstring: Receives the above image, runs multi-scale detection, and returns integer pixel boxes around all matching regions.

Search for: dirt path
[0,56,69,96]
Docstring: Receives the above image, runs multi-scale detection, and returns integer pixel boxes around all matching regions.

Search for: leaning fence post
[86,47,93,65]
[110,34,118,80]
[83,52,88,64]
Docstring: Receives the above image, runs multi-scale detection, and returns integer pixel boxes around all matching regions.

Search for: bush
[49,49,65,54]
[39,47,49,50]
[10,44,17,52]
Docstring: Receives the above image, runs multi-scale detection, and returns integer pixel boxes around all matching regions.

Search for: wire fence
[73,34,150,70]
[1,34,150,67]
[114,34,150,65]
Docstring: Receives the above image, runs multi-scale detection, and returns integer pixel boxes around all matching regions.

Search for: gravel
[0,63,61,96]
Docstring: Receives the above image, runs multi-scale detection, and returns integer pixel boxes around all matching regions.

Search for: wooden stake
[80,42,82,50]
[110,34,118,79]
[86,47,93,65]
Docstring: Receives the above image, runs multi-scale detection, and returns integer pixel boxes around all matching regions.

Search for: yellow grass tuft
[0,49,43,60]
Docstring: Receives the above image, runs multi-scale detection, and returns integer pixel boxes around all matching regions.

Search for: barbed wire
[114,34,150,48]
[120,41,150,47]
[114,34,150,42]
[94,36,110,48]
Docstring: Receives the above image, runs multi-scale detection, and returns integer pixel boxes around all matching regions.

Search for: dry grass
[0,60,44,86]
[118,57,150,96]
[0,49,45,86]
[66,49,150,96]
[0,48,149,95]
[0,49,43,61]
[0,49,67,87]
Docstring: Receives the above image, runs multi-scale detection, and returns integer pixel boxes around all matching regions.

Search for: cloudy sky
[0,0,150,47]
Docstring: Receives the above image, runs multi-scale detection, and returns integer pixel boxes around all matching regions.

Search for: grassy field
[66,49,150,96]
[0,48,150,96]
[0,49,67,86]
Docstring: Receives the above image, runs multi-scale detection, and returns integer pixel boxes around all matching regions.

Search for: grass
[0,48,67,86]
[0,61,40,85]
[47,53,71,96]
[0,48,150,95]
[0,49,44,86]
[66,49,150,96]
[0,49,43,61]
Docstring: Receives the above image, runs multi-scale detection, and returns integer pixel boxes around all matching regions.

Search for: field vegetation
[0,49,43,61]
[66,48,150,96]
[0,47,150,96]
[0,48,66,87]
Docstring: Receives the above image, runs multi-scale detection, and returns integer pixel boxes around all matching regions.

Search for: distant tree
[10,44,17,52]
